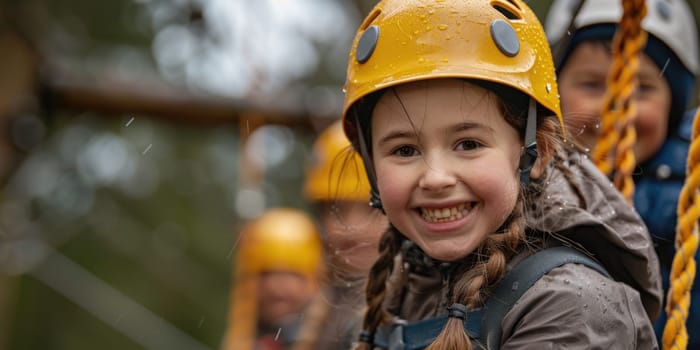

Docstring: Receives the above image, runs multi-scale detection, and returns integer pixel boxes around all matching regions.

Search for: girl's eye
[580,80,605,92]
[637,82,656,94]
[457,140,481,150]
[393,145,417,157]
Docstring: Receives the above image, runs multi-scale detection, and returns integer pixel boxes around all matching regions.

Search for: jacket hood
[525,149,663,320]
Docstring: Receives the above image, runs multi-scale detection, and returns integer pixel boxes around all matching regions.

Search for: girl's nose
[418,161,458,191]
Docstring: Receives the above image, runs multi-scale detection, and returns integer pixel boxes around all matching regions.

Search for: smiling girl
[341,0,662,349]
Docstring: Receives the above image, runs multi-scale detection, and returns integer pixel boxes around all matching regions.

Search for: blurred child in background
[545,0,699,346]
[221,208,323,350]
[292,120,387,350]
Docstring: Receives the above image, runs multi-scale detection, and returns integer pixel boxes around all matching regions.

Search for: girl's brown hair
[354,81,565,350]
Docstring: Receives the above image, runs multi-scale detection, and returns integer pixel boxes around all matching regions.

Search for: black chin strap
[354,112,383,210]
[519,98,538,185]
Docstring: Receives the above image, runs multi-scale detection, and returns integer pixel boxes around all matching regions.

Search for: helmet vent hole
[491,0,523,20]
[359,8,381,31]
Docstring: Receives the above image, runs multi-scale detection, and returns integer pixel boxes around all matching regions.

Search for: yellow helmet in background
[237,207,323,279]
[223,208,323,350]
[341,0,562,143]
[304,120,371,203]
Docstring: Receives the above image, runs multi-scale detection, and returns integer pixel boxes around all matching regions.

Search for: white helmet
[545,0,698,75]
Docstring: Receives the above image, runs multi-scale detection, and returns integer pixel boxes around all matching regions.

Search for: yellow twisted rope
[591,0,647,203]
[663,108,700,350]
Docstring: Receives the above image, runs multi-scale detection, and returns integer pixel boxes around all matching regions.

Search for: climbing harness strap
[372,246,610,350]
[481,246,610,349]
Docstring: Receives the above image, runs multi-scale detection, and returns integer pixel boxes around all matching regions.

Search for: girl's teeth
[420,204,471,222]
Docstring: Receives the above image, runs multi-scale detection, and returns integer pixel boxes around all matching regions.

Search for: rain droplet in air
[659,58,670,77]
[125,117,135,127]
[275,328,282,341]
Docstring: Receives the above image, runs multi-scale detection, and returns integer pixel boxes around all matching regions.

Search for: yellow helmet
[237,207,323,279]
[342,0,562,143]
[305,120,371,202]
[222,208,323,350]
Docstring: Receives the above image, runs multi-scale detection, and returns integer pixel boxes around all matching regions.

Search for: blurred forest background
[0,1,698,349]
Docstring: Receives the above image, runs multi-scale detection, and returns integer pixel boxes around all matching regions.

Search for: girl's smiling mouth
[419,203,474,223]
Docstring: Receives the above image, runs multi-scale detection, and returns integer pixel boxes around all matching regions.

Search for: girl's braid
[427,196,526,350]
[355,227,404,349]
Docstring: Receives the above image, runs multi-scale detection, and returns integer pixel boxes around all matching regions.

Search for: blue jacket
[634,108,700,348]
